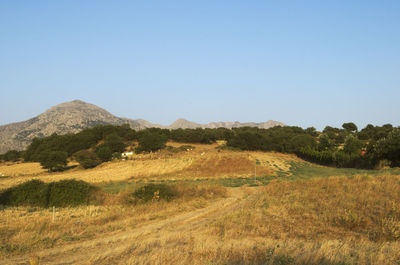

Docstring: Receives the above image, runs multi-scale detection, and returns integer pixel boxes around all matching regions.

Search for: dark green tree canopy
[136,131,168,153]
[372,129,400,167]
[74,150,101,169]
[342,122,358,132]
[39,150,68,172]
[343,134,364,154]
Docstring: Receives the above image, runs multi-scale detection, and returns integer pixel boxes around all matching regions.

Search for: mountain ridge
[0,100,285,153]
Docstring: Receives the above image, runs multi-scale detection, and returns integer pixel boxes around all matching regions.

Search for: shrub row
[297,147,368,168]
[0,179,95,207]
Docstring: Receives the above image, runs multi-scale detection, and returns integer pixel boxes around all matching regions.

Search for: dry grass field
[1,142,400,264]
[0,143,284,190]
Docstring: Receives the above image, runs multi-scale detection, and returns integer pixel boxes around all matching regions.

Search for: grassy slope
[1,142,400,264]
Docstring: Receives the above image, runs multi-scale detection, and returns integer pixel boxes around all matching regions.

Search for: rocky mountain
[169,119,202,129]
[203,121,285,129]
[0,100,155,153]
[0,100,285,153]
[168,119,285,130]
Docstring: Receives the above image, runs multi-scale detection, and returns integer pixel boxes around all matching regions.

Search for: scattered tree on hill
[103,133,126,153]
[343,134,364,154]
[39,150,68,172]
[136,131,168,153]
[371,129,400,167]
[305,127,319,137]
[318,134,336,151]
[74,150,101,169]
[95,145,113,162]
[0,150,22,162]
[342,122,358,132]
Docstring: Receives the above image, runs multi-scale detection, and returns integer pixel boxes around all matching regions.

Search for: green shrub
[0,180,48,207]
[1,150,23,162]
[131,184,177,203]
[39,150,68,172]
[0,179,95,208]
[136,131,168,153]
[95,144,113,162]
[48,179,94,207]
[74,150,101,169]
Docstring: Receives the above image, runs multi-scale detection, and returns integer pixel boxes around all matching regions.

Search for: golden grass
[13,175,399,265]
[96,234,400,265]
[199,174,400,264]
[90,175,400,265]
[2,145,400,264]
[0,162,46,177]
[159,153,273,180]
[0,184,227,259]
[0,143,276,189]
[2,174,400,264]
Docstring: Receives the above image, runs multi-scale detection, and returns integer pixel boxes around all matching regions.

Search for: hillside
[0,100,157,153]
[1,144,400,264]
[0,100,285,153]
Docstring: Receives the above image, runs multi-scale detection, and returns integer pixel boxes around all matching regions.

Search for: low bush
[74,150,101,169]
[48,179,94,207]
[0,180,48,207]
[131,184,177,203]
[0,179,96,207]
[297,147,367,168]
[136,131,168,153]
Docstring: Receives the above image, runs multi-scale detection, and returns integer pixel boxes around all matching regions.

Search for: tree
[227,132,266,151]
[95,145,113,162]
[2,150,22,162]
[318,134,335,151]
[104,133,126,153]
[290,134,317,153]
[39,151,68,172]
[371,129,400,167]
[342,122,358,132]
[74,150,101,169]
[305,127,319,137]
[136,131,168,153]
[343,134,363,154]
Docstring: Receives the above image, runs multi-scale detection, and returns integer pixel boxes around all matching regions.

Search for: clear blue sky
[1,1,399,130]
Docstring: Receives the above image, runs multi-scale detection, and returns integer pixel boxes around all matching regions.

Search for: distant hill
[168,118,285,130]
[0,100,285,153]
[0,100,155,153]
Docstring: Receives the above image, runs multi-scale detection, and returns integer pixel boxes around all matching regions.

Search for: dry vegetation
[0,143,281,189]
[1,143,400,264]
[0,184,227,259]
[0,162,46,177]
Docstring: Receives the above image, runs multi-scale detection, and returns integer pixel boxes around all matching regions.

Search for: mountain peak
[49,100,97,110]
[170,118,202,129]
[0,101,285,153]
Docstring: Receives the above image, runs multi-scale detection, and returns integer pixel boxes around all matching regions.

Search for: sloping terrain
[0,143,279,189]
[0,100,154,153]
[0,100,285,153]
[1,146,400,264]
[0,188,251,265]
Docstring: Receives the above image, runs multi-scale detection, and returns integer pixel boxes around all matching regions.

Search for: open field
[0,143,280,190]
[1,143,400,264]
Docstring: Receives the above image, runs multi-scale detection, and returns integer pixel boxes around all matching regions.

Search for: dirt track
[2,187,259,265]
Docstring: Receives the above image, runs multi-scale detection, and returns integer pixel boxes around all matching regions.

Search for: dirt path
[2,187,260,265]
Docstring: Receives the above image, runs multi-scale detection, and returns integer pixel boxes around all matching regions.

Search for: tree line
[1,123,399,170]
